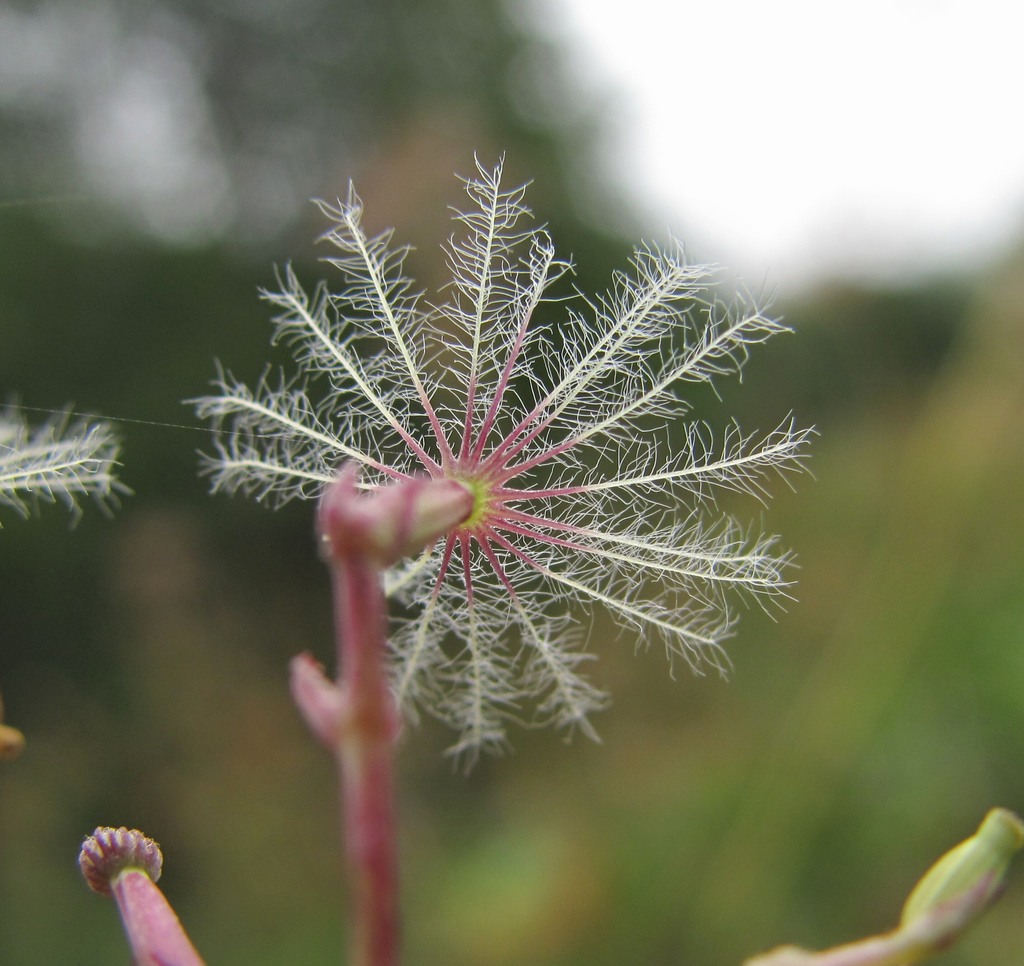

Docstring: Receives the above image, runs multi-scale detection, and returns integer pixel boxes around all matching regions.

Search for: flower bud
[746,808,1024,966]
[79,827,205,966]
[900,807,1024,926]
[290,652,346,748]
[79,826,163,895]
[319,465,473,567]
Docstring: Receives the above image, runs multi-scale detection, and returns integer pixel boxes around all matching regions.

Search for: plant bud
[79,827,163,896]
[901,807,1024,926]
[79,827,205,965]
[319,466,473,567]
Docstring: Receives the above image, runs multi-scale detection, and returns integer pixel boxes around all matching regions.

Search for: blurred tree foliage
[2,1,1023,964]
[0,0,619,250]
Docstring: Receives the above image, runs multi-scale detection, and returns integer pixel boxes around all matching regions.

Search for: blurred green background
[2,1,1023,964]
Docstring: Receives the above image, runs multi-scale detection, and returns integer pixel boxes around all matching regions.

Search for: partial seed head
[0,407,127,524]
[79,827,163,896]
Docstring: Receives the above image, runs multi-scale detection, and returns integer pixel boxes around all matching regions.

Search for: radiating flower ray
[195,156,811,757]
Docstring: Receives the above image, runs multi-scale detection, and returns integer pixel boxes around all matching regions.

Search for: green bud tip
[901,807,1024,926]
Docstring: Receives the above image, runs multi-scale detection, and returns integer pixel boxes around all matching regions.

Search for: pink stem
[328,549,401,966]
[110,870,206,966]
[304,467,472,966]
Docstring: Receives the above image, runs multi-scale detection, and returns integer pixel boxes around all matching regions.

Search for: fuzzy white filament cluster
[0,408,124,525]
[194,158,812,757]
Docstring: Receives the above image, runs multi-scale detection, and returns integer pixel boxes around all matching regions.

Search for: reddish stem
[110,870,206,966]
[329,551,400,966]
[303,467,472,966]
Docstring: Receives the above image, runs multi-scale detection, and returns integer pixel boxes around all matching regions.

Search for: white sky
[543,0,1024,288]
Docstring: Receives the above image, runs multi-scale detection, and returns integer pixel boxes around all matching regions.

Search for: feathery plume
[0,406,125,525]
[195,157,812,756]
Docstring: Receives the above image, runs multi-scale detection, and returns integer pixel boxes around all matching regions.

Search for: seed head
[79,827,204,966]
[194,157,812,757]
[79,827,163,895]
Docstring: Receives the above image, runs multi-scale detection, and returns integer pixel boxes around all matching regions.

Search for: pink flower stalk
[195,157,812,757]
[79,826,204,966]
[291,468,473,966]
